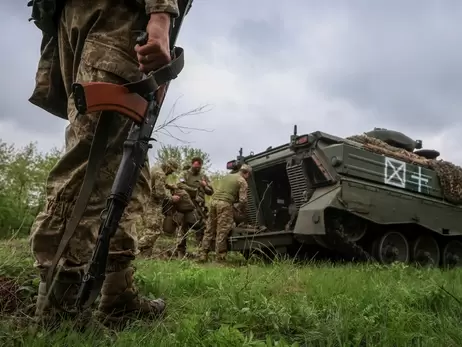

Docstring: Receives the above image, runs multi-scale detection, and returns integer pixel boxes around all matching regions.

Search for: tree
[155,144,212,171]
[0,140,62,239]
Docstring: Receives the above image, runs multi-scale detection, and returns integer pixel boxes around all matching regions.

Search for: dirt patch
[0,276,22,313]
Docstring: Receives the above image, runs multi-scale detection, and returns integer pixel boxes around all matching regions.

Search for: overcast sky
[1,1,462,171]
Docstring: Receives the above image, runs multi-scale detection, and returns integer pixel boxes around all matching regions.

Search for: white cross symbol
[410,166,429,193]
[384,157,406,188]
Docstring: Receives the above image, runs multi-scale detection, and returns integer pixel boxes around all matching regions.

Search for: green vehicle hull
[227,128,462,268]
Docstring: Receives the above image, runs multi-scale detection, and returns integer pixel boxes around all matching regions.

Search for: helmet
[165,158,179,171]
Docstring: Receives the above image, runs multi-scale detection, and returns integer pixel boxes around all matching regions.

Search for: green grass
[1,239,462,346]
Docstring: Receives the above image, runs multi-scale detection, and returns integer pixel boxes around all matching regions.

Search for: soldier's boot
[195,230,204,246]
[34,271,90,330]
[175,230,188,259]
[139,245,153,257]
[176,250,186,259]
[216,251,227,263]
[197,250,208,263]
[95,266,166,329]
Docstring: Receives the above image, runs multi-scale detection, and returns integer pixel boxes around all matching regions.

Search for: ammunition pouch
[163,214,180,236]
[27,0,64,37]
[162,198,174,215]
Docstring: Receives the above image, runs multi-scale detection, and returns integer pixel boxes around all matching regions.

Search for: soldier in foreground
[176,157,214,258]
[139,159,180,256]
[28,0,179,327]
[199,164,252,262]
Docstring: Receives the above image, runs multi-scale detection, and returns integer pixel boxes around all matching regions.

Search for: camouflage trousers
[138,205,164,253]
[29,0,150,276]
[200,200,234,259]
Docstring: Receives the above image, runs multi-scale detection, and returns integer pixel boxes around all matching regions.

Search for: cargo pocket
[68,38,144,127]
[79,38,143,86]
[28,34,68,120]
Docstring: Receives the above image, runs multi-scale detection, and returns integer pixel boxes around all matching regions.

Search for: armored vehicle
[226,126,462,268]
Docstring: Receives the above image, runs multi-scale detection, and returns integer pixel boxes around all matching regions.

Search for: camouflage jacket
[212,173,248,205]
[150,165,173,204]
[177,169,214,201]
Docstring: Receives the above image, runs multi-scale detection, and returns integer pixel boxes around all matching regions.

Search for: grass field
[1,237,462,347]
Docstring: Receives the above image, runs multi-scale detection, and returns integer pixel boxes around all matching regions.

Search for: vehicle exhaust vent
[286,160,312,208]
[246,187,258,225]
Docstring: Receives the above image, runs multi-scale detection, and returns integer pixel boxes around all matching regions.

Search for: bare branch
[152,96,214,142]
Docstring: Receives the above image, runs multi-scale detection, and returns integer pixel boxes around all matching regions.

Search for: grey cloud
[2,0,462,167]
[313,1,462,137]
[228,16,287,57]
[0,4,67,135]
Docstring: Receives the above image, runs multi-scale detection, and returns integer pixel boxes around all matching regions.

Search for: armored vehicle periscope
[226,126,462,268]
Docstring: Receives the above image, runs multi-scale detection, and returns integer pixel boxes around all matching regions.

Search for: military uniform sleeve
[144,0,179,17]
[177,171,197,194]
[152,171,168,202]
[202,174,214,196]
[237,177,248,204]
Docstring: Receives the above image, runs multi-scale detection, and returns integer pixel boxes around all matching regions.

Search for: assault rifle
[192,179,208,221]
[45,0,194,312]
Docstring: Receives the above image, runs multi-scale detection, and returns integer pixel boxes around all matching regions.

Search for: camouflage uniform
[28,0,179,327]
[138,159,179,255]
[176,167,214,257]
[199,165,251,262]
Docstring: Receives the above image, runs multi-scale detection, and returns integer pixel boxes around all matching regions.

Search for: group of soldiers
[138,156,252,263]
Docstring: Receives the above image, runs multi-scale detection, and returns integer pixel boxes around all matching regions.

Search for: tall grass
[0,239,461,346]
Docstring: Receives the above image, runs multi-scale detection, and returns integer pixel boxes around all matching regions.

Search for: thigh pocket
[79,39,143,85]
[68,38,145,128]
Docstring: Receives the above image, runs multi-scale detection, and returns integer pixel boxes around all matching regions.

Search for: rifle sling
[46,112,111,298]
[45,47,185,300]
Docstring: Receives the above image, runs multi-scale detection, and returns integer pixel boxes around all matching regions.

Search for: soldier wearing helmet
[198,164,252,262]
[175,156,214,258]
[138,158,181,256]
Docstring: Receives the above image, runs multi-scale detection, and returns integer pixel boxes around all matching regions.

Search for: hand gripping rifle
[45,0,194,312]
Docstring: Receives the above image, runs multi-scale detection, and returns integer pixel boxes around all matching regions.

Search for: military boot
[139,245,153,258]
[216,251,227,263]
[177,250,186,260]
[197,250,208,263]
[34,271,90,330]
[95,266,165,329]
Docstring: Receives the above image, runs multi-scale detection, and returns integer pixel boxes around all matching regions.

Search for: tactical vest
[212,173,242,203]
[183,170,205,199]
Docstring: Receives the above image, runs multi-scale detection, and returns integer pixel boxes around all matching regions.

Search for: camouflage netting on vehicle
[347,134,462,205]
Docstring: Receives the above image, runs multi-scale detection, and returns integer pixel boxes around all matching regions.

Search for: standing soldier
[27,0,180,327]
[199,164,252,262]
[139,159,180,256]
[175,157,214,258]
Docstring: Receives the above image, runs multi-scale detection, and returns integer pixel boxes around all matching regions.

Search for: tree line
[0,140,226,240]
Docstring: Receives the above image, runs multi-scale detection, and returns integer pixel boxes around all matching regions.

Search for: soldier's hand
[135,13,172,100]
[200,180,207,187]
[172,195,181,203]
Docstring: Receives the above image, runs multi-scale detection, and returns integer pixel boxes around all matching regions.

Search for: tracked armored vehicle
[227,126,462,268]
